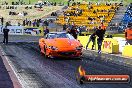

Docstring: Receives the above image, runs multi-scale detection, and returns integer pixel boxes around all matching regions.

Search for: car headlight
[76,46,83,50]
[49,46,58,50]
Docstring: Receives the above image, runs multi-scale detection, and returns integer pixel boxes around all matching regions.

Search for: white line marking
[0,46,25,88]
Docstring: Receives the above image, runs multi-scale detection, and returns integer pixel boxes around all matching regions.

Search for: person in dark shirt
[86,32,96,50]
[96,26,106,53]
[63,24,67,31]
[70,25,78,39]
[3,26,10,44]
[44,27,49,35]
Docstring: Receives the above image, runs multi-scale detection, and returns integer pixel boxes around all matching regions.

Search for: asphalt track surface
[0,56,14,88]
[0,42,132,88]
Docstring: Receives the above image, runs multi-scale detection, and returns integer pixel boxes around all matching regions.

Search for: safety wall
[113,37,126,53]
[0,26,44,36]
[122,45,132,57]
[102,38,119,54]
[78,36,119,54]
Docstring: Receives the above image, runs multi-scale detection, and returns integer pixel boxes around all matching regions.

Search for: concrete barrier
[122,45,132,57]
[78,36,119,54]
[113,37,126,53]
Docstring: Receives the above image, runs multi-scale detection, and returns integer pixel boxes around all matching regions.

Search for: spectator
[125,23,132,45]
[1,17,4,25]
[63,24,67,31]
[66,27,71,34]
[18,22,21,26]
[29,21,32,26]
[100,22,106,30]
[6,21,12,26]
[32,20,36,27]
[44,20,49,26]
[44,27,49,35]
[70,25,78,39]
[23,20,26,26]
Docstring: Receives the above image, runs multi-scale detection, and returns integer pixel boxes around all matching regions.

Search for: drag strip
[1,42,132,88]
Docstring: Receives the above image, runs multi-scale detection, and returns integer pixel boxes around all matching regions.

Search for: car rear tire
[39,46,44,55]
[44,46,48,59]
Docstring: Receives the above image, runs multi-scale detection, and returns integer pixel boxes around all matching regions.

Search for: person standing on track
[86,32,96,50]
[86,26,98,50]
[96,25,106,54]
[3,25,10,44]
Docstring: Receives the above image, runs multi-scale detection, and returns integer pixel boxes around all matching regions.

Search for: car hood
[45,38,81,48]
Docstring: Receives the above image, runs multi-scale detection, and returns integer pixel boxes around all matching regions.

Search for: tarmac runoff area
[0,35,132,88]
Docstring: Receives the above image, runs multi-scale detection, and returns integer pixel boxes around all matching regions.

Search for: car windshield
[46,33,75,39]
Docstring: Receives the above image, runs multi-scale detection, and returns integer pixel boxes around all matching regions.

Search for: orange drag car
[39,32,83,58]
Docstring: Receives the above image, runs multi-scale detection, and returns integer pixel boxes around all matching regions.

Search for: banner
[24,27,43,36]
[0,26,24,35]
[0,26,44,36]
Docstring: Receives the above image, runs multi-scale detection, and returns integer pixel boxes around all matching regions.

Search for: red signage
[103,41,111,49]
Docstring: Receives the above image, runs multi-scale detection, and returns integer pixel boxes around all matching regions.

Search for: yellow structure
[122,45,132,57]
[78,36,119,54]
[101,38,119,54]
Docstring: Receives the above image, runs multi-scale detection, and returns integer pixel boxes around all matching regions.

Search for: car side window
[57,33,67,38]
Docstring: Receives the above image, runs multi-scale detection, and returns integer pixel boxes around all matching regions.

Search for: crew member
[86,32,96,50]
[125,23,132,45]
[96,26,106,54]
[3,25,10,44]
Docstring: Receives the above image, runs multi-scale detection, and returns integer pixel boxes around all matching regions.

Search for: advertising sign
[103,41,111,49]
[24,27,43,36]
[0,26,44,36]
[0,26,24,35]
